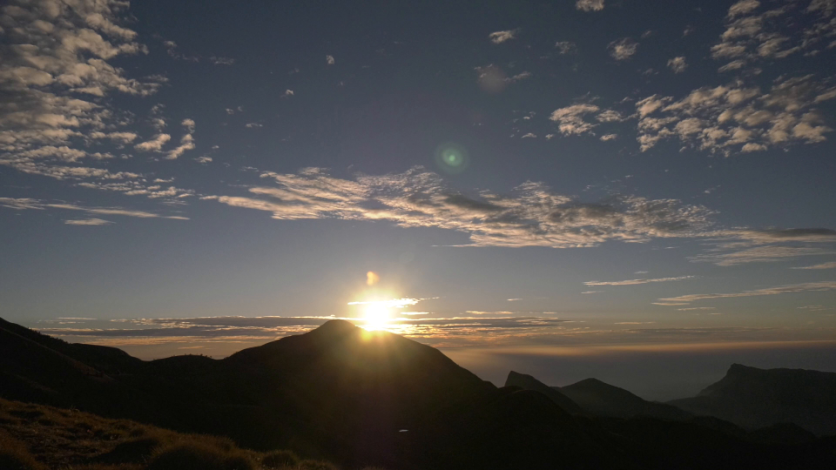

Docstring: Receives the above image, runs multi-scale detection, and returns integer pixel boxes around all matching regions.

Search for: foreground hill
[669,363,836,435]
[559,378,692,421]
[2,317,836,469]
[0,397,339,470]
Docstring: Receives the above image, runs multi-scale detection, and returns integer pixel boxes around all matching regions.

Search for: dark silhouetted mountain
[3,317,836,470]
[505,371,586,415]
[0,318,619,469]
[559,378,692,421]
[669,363,836,435]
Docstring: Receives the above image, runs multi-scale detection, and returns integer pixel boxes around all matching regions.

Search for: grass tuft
[146,442,256,470]
[261,449,300,468]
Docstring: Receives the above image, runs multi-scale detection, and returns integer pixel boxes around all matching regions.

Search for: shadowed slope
[669,364,836,435]
[0,318,157,420]
[560,378,692,421]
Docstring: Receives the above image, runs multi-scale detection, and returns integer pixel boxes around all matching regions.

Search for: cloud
[507,298,522,302]
[215,167,714,249]
[658,281,836,305]
[584,276,694,286]
[667,56,688,73]
[181,119,196,133]
[711,0,836,72]
[347,298,424,309]
[635,76,834,154]
[793,261,836,270]
[245,122,263,128]
[465,311,514,315]
[0,0,166,190]
[507,71,532,82]
[691,246,836,266]
[489,30,519,44]
[166,134,195,159]
[325,55,335,65]
[64,218,112,225]
[135,134,172,152]
[550,103,623,137]
[195,156,213,164]
[733,228,836,243]
[576,0,604,12]
[40,316,569,345]
[210,56,234,65]
[608,38,638,60]
[581,291,602,294]
[555,41,577,55]
[0,198,188,220]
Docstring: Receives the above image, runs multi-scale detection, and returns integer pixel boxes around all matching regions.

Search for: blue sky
[1,0,835,398]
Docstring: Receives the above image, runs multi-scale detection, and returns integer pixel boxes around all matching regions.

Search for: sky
[1,0,836,400]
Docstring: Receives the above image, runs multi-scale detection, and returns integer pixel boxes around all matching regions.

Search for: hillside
[0,397,344,470]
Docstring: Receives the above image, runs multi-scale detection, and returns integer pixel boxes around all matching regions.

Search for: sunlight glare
[363,303,391,331]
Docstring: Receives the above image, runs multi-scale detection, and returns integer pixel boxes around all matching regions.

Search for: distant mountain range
[669,363,836,436]
[2,317,836,470]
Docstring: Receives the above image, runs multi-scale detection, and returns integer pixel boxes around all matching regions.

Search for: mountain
[4,317,836,470]
[559,378,692,421]
[0,318,614,470]
[669,363,836,435]
[505,371,586,415]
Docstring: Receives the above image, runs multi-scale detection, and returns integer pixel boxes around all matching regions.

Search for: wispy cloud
[793,261,836,270]
[135,134,172,152]
[608,38,638,60]
[215,167,714,249]
[555,41,577,54]
[550,103,624,137]
[692,246,836,266]
[667,56,688,73]
[347,298,424,309]
[489,30,519,44]
[584,276,694,286]
[0,198,188,220]
[576,0,604,12]
[64,218,113,226]
[658,281,836,305]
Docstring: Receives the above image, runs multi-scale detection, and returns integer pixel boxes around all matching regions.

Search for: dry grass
[0,398,380,470]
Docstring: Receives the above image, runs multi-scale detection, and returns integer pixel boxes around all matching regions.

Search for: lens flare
[366,271,380,286]
[434,143,469,174]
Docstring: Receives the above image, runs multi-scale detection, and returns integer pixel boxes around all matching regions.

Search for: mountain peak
[310,319,359,335]
[505,371,585,416]
[727,363,758,375]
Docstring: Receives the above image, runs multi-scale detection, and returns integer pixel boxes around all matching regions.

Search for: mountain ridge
[3,317,836,470]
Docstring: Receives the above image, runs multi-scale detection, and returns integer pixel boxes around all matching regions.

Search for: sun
[362,303,391,331]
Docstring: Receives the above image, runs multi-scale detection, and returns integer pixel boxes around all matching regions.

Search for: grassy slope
[0,398,381,470]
